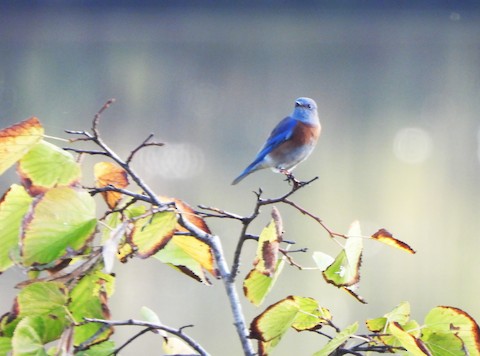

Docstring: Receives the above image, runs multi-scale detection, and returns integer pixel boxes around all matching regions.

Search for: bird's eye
[295,102,300,107]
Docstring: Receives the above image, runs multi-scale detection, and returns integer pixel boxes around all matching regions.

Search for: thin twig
[282,199,347,239]
[111,327,155,355]
[92,98,116,136]
[100,197,139,220]
[63,148,108,156]
[83,318,209,356]
[279,248,305,270]
[230,176,318,280]
[87,185,154,205]
[126,133,165,164]
[197,205,244,220]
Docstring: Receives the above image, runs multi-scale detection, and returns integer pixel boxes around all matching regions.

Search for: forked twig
[82,318,209,356]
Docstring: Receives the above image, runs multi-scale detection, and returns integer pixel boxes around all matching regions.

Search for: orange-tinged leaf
[94,162,129,209]
[342,285,367,304]
[129,211,177,258]
[0,117,44,175]
[371,229,416,254]
[153,197,215,282]
[159,196,210,234]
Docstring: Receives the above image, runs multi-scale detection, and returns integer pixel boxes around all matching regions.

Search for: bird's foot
[280,170,305,189]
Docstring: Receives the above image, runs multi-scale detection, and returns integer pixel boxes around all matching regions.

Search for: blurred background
[1,1,479,355]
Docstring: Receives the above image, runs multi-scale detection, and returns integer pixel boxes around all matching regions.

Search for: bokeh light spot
[138,142,205,180]
[393,127,433,164]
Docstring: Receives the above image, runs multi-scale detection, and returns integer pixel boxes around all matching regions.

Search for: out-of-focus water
[1,5,479,355]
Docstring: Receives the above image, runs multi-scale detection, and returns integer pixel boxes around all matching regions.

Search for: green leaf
[69,271,114,346]
[18,140,81,195]
[21,187,97,267]
[390,321,432,355]
[291,296,331,331]
[366,302,420,347]
[384,301,411,326]
[0,337,12,355]
[422,331,465,356]
[0,184,33,272]
[75,341,116,356]
[11,315,66,355]
[366,316,387,333]
[323,221,363,287]
[312,251,335,271]
[0,313,21,337]
[257,335,282,356]
[17,282,68,318]
[423,306,480,355]
[140,306,161,325]
[243,270,273,307]
[125,203,147,219]
[129,211,177,258]
[11,317,48,356]
[313,322,359,356]
[249,296,300,343]
[243,256,287,306]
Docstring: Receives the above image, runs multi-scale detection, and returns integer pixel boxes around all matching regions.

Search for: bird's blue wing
[231,116,297,185]
[254,116,296,162]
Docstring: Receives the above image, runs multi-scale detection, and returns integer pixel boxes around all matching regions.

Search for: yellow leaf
[0,117,44,175]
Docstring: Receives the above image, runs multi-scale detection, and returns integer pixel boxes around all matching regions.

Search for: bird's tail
[231,161,264,185]
[231,170,250,185]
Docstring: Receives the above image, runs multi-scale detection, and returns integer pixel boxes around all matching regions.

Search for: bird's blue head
[293,97,319,124]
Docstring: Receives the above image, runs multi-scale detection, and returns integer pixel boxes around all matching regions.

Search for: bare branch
[282,199,348,239]
[92,98,116,136]
[279,248,307,270]
[63,148,108,156]
[111,327,155,355]
[83,318,209,356]
[197,205,244,220]
[87,185,154,205]
[126,133,165,164]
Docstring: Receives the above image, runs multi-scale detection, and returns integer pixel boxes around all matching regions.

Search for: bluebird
[232,97,321,185]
